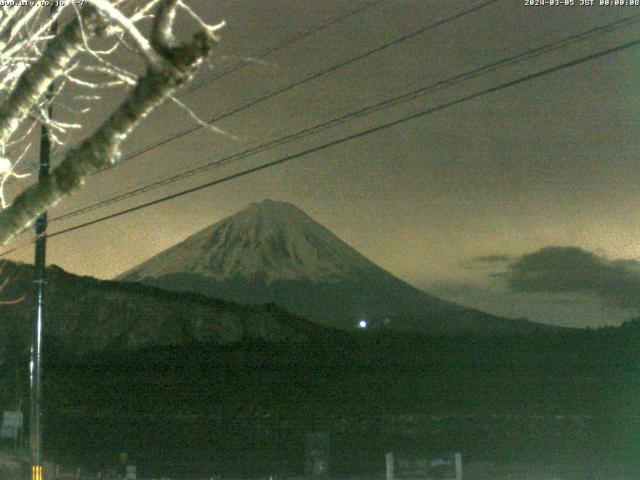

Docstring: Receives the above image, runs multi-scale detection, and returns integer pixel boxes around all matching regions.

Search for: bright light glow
[0,156,11,174]
[358,320,367,329]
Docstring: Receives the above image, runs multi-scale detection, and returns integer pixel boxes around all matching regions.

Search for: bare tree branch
[0,6,109,148]
[0,1,217,246]
[151,0,178,51]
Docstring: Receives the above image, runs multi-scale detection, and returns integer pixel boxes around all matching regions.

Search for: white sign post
[125,465,136,480]
[454,452,463,480]
[385,452,394,480]
[1,411,23,441]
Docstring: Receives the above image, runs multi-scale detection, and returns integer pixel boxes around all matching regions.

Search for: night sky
[4,0,640,328]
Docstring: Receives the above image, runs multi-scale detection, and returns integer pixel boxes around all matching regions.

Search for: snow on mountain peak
[121,200,382,284]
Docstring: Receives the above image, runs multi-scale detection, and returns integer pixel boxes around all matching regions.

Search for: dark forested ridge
[30,322,640,478]
[0,261,330,362]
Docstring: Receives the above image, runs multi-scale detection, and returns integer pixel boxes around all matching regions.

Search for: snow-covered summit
[121,199,382,284]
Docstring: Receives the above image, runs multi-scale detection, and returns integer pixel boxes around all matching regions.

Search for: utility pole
[30,97,51,480]
[30,6,57,480]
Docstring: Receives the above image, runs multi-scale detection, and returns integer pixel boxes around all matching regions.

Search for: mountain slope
[119,200,550,334]
[0,260,328,360]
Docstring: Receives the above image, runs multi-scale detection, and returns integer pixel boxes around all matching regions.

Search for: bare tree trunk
[0,5,107,146]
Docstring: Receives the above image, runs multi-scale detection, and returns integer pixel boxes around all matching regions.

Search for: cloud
[473,254,512,264]
[505,246,640,311]
[462,253,512,271]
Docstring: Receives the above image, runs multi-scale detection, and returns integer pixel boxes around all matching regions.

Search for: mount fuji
[119,200,548,334]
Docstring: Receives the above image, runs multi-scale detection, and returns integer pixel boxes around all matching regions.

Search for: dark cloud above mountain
[505,246,640,311]
[473,254,512,264]
[462,254,512,272]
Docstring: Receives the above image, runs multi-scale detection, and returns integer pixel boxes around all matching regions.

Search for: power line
[46,0,385,166]
[49,0,503,222]
[0,0,535,256]
[179,0,386,98]
[49,12,640,224]
[89,0,501,176]
[43,38,640,241]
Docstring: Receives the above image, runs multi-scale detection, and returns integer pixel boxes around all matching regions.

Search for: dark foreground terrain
[1,322,638,478]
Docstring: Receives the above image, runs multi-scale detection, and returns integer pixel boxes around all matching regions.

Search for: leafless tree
[0,0,223,246]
